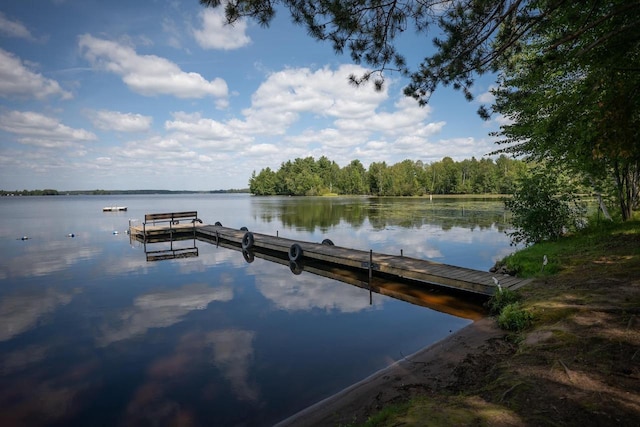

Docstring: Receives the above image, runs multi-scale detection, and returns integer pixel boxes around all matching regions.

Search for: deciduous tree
[491,1,640,220]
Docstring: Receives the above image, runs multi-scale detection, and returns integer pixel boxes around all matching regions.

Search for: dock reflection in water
[139,233,487,321]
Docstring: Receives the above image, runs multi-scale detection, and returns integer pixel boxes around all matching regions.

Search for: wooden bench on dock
[144,211,200,226]
[129,211,203,242]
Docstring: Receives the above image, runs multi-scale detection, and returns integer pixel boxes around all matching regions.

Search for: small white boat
[103,206,127,212]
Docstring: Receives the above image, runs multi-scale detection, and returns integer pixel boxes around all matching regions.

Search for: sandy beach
[276,317,504,426]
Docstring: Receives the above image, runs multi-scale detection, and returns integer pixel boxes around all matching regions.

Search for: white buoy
[113,231,119,235]
[67,233,75,238]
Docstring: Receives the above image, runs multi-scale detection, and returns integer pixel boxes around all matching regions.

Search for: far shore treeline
[250,155,527,196]
[0,189,249,196]
[3,155,526,197]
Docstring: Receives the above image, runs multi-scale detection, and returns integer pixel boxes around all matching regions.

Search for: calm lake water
[0,194,516,426]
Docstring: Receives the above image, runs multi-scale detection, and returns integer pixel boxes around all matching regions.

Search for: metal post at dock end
[216,230,219,248]
[277,230,279,237]
[369,249,373,305]
[401,249,403,257]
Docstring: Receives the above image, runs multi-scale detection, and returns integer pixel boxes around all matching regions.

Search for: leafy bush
[497,302,533,332]
[506,165,586,245]
[486,288,521,315]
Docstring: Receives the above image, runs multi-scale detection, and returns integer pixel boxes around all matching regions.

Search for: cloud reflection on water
[206,329,259,402]
[0,288,77,342]
[122,328,259,427]
[97,283,233,347]
[254,267,383,313]
[0,240,102,279]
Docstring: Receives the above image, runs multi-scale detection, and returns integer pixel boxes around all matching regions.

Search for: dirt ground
[277,233,640,426]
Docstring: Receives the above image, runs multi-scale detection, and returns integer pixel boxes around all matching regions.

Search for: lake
[0,194,515,426]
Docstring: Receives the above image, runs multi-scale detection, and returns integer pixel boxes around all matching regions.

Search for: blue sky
[0,0,504,191]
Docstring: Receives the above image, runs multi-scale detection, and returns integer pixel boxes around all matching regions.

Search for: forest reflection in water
[251,196,510,232]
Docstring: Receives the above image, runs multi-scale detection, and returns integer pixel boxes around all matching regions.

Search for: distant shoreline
[0,189,250,196]
[1,190,518,198]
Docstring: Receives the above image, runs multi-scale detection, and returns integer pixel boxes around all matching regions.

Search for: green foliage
[249,155,527,196]
[502,245,561,278]
[497,303,533,332]
[505,166,587,246]
[490,1,640,221]
[486,289,521,316]
[486,289,532,333]
[0,189,60,196]
[357,400,413,427]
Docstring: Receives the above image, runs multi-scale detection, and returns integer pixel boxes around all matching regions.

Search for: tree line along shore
[250,155,529,196]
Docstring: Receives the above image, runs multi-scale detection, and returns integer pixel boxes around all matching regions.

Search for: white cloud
[88,109,153,132]
[244,143,280,156]
[476,86,496,104]
[113,135,196,160]
[78,34,229,106]
[0,48,72,100]
[0,12,34,40]
[239,64,388,136]
[164,111,253,149]
[193,7,251,50]
[494,114,515,126]
[251,65,385,116]
[0,111,96,148]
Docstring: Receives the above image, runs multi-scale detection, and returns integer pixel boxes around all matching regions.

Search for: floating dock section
[103,206,127,212]
[129,212,532,297]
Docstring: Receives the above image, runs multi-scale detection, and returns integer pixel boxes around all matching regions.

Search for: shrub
[486,288,521,315]
[506,165,586,246]
[497,302,533,332]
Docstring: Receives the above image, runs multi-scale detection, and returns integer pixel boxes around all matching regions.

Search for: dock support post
[401,249,403,257]
[216,230,219,248]
[277,230,279,237]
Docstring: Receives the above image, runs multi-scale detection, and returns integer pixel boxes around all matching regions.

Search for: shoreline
[276,317,504,426]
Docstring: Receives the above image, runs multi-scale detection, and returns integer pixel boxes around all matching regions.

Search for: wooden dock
[129,212,532,297]
[197,225,531,296]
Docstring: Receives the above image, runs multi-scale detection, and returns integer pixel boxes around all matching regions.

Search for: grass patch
[355,400,412,427]
[357,394,528,426]
[502,219,640,278]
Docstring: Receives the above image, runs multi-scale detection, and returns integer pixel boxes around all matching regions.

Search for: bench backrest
[145,211,198,222]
